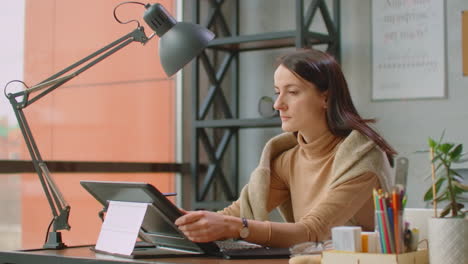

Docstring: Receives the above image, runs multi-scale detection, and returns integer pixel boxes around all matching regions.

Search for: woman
[175,49,396,248]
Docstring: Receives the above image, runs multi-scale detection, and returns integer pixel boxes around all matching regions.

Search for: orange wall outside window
[22,0,176,248]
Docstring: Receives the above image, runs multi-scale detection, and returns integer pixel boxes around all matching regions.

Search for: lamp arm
[10,105,70,236]
[5,26,151,249]
[8,26,150,109]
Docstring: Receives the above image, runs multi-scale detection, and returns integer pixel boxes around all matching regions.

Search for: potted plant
[423,133,467,264]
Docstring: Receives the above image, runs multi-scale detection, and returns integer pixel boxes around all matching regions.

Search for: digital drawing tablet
[80,180,290,259]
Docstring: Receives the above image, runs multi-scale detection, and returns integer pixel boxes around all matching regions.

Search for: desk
[0,246,289,264]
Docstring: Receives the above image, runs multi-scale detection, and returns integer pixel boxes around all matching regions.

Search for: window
[0,0,176,249]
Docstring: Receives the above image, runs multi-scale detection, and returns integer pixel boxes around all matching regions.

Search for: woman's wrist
[223,215,243,239]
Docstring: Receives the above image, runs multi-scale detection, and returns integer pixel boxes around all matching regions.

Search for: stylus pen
[163,192,177,197]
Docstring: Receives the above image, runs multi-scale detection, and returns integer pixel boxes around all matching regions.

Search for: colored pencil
[373,189,387,253]
[384,194,396,253]
[379,194,393,253]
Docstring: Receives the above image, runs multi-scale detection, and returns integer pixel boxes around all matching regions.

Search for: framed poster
[372,0,446,100]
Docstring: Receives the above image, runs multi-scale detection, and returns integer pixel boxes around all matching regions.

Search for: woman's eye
[289,91,298,94]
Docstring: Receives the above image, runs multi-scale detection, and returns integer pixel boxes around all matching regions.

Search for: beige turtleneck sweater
[220,130,383,242]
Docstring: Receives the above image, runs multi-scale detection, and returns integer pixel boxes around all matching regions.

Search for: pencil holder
[375,209,405,254]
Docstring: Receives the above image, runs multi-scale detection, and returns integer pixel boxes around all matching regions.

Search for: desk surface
[0,246,290,264]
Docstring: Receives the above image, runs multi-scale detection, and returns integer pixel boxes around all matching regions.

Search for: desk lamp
[3,2,214,249]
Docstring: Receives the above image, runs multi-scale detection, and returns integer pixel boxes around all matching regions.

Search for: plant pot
[427,217,467,264]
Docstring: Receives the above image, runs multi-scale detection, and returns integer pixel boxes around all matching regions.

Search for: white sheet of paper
[95,201,149,256]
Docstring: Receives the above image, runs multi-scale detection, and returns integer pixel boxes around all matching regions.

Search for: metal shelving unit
[191,0,340,210]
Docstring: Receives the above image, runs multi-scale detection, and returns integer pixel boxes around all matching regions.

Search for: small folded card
[95,201,149,256]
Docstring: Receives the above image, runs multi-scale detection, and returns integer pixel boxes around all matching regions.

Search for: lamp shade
[143,3,214,76]
[159,22,214,76]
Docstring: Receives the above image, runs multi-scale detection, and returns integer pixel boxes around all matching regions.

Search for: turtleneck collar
[297,130,342,159]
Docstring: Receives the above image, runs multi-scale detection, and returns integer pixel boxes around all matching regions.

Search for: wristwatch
[239,218,250,239]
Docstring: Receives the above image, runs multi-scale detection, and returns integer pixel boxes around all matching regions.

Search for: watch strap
[242,217,248,228]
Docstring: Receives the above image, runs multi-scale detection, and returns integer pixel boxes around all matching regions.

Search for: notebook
[80,180,290,259]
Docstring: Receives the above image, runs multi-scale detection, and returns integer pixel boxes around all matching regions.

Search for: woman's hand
[175,210,236,242]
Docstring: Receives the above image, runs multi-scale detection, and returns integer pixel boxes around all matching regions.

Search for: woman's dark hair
[277,49,397,161]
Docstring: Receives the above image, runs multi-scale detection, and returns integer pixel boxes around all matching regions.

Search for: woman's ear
[322,91,329,109]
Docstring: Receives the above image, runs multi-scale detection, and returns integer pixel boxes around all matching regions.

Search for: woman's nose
[273,95,286,110]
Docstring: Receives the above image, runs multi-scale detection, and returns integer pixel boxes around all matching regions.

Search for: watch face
[239,227,250,239]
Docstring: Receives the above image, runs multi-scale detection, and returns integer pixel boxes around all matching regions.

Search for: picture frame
[371,0,446,100]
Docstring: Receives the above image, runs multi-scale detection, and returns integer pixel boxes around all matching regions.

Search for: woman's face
[273,64,328,138]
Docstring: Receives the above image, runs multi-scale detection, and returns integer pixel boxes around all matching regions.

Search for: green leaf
[450,144,463,161]
[450,169,462,178]
[439,143,454,154]
[453,187,464,196]
[440,204,451,217]
[428,138,437,148]
[424,177,445,201]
